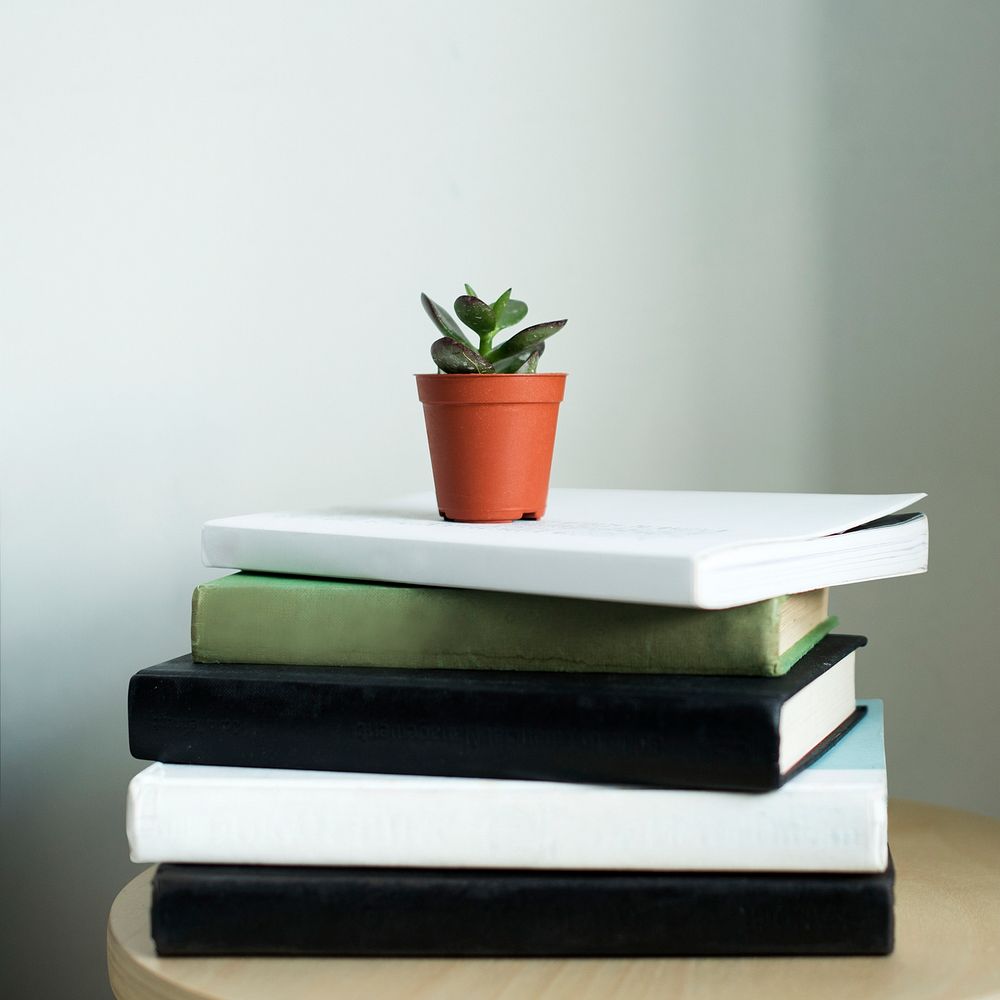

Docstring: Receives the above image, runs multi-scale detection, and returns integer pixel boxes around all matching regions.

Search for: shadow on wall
[1,707,147,1000]
[817,2,1000,816]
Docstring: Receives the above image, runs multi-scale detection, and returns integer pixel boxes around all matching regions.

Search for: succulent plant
[421,285,567,374]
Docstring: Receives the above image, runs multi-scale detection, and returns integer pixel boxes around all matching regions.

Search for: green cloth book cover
[192,573,835,676]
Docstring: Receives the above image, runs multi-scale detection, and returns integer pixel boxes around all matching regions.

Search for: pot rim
[416,371,566,404]
[414,372,568,377]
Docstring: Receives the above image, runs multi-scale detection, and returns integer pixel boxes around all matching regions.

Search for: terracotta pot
[415,373,566,523]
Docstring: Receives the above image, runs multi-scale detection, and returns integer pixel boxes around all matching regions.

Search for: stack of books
[125,488,928,957]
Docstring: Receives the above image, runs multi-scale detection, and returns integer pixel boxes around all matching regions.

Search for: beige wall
[2,3,997,998]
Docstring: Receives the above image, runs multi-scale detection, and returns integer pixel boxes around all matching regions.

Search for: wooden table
[108,799,1000,1000]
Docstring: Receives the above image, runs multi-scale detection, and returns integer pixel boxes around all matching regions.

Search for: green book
[191,574,836,677]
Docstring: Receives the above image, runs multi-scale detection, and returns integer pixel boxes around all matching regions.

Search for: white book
[127,700,888,873]
[202,490,927,608]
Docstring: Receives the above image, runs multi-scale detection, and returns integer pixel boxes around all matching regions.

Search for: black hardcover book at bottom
[151,860,895,957]
[129,634,865,791]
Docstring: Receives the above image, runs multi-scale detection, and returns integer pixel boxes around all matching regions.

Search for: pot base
[440,508,544,524]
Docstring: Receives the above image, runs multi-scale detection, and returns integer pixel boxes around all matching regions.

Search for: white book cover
[201,490,927,607]
[127,701,888,873]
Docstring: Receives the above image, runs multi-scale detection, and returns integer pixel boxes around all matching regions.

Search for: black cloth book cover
[151,860,895,957]
[129,634,866,791]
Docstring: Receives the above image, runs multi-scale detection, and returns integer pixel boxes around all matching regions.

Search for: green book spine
[192,574,836,676]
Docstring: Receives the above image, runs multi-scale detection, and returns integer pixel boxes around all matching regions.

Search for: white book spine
[127,764,888,873]
[201,523,697,606]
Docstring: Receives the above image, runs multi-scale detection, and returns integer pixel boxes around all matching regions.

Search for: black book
[151,860,895,957]
[129,634,865,791]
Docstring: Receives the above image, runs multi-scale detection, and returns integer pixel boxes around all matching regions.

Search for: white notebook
[202,490,927,607]
[127,701,888,873]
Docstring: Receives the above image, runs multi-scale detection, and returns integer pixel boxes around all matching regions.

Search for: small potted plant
[417,285,568,523]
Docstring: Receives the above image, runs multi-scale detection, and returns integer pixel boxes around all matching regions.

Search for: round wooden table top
[108,799,1000,1000]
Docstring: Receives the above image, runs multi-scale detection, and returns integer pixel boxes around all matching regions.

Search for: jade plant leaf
[491,288,511,321]
[493,290,528,331]
[454,295,496,337]
[431,337,496,374]
[491,355,520,373]
[464,283,477,297]
[518,346,544,373]
[421,293,474,349]
[488,319,567,362]
[493,342,545,373]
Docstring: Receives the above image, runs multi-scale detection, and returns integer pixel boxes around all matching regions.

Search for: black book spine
[129,636,865,791]
[151,862,894,957]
